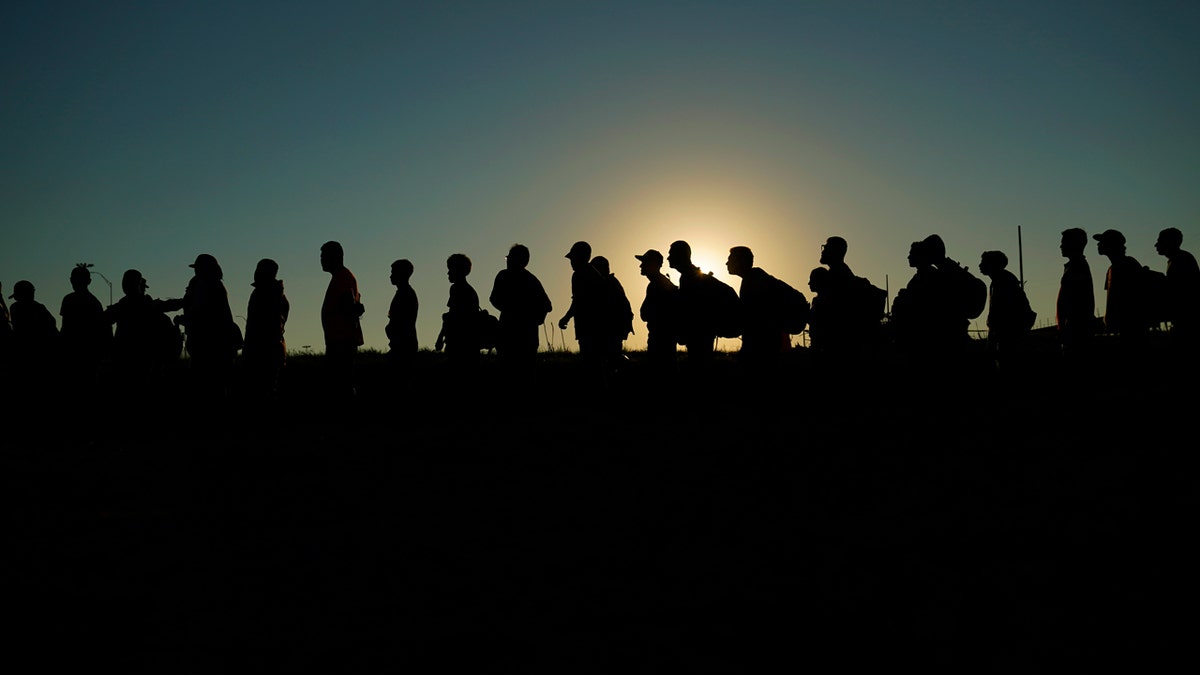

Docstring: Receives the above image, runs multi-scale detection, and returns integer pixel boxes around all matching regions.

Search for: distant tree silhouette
[387,259,419,365]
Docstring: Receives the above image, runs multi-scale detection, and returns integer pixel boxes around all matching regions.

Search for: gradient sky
[4,1,1198,355]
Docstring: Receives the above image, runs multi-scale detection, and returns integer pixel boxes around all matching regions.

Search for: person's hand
[558,317,569,330]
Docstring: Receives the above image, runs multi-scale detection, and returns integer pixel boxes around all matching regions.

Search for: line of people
[2,227,1196,404]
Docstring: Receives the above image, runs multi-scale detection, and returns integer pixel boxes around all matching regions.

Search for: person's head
[390,259,413,286]
[121,269,148,297]
[726,246,754,277]
[1060,228,1088,258]
[447,253,472,283]
[10,280,35,303]
[808,266,830,294]
[320,241,345,272]
[253,258,280,287]
[820,236,848,265]
[978,250,1008,277]
[667,240,692,272]
[1092,229,1126,258]
[507,244,530,270]
[1155,227,1183,257]
[70,264,92,291]
[921,234,946,261]
[907,240,928,269]
[190,253,223,280]
[565,241,591,270]
[635,249,664,277]
[591,255,611,276]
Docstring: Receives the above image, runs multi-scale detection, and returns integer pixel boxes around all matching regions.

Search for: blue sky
[4,1,1198,353]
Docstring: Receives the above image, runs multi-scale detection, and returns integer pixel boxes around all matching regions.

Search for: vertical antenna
[1018,225,1025,287]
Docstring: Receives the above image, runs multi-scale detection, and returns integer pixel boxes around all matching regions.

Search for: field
[8,339,1195,672]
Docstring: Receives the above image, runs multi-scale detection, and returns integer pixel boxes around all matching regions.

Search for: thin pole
[1018,225,1025,287]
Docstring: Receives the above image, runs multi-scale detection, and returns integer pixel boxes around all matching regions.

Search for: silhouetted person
[591,255,634,373]
[726,246,792,374]
[243,258,289,401]
[9,279,58,348]
[8,279,58,398]
[321,241,364,401]
[0,282,11,365]
[1057,228,1096,367]
[668,240,726,367]
[558,241,606,368]
[178,253,241,401]
[489,244,552,375]
[807,266,843,353]
[59,264,112,383]
[1154,227,1200,349]
[387,259,419,365]
[820,236,854,285]
[818,235,884,359]
[104,269,184,398]
[435,253,481,370]
[979,250,1034,374]
[890,234,977,369]
[1094,229,1151,349]
[636,249,679,374]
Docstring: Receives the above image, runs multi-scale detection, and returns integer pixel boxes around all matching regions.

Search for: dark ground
[7,340,1197,673]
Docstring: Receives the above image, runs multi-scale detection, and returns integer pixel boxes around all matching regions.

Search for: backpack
[698,272,743,339]
[850,275,888,326]
[772,276,811,335]
[1139,265,1169,325]
[945,261,988,320]
[476,308,500,351]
